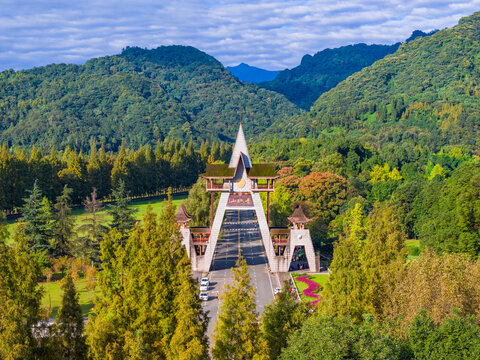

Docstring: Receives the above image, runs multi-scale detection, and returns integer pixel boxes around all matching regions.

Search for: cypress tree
[56,272,87,359]
[51,185,75,257]
[212,254,266,360]
[22,179,53,252]
[169,255,209,360]
[260,284,309,360]
[108,179,137,241]
[76,188,108,266]
[0,216,44,359]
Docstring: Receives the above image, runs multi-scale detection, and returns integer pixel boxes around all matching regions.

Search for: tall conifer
[108,179,137,241]
[56,272,87,359]
[212,254,266,360]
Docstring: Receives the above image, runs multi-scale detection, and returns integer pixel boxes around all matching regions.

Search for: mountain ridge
[0,45,299,150]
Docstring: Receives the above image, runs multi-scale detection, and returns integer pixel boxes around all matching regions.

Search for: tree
[0,217,44,359]
[417,163,480,257]
[51,185,75,257]
[408,311,480,359]
[322,202,407,322]
[21,179,53,252]
[184,178,217,226]
[169,255,209,360]
[386,251,480,326]
[321,203,366,322]
[87,194,208,359]
[55,272,87,359]
[108,179,137,241]
[361,201,407,319]
[279,314,404,360]
[75,188,108,266]
[212,254,266,360]
[259,283,309,359]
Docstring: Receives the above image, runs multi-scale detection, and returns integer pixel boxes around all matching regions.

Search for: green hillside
[259,43,400,110]
[258,31,435,110]
[0,46,299,151]
[269,12,480,150]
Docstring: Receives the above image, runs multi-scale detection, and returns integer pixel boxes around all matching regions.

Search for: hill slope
[268,13,480,149]
[259,30,436,110]
[227,63,280,83]
[0,46,299,150]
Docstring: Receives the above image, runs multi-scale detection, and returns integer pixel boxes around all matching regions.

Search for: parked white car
[200,283,208,291]
[200,277,209,287]
[199,292,208,301]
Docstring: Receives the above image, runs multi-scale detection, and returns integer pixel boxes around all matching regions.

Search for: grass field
[292,273,329,302]
[41,278,101,318]
[5,194,187,244]
[406,239,421,259]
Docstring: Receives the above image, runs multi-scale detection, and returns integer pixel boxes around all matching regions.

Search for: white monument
[177,124,317,273]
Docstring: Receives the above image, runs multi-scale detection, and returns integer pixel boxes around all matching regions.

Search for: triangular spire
[229,123,252,168]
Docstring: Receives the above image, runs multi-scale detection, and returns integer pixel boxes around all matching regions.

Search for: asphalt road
[203,209,279,337]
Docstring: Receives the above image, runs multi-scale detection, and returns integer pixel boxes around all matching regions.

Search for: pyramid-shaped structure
[229,123,252,168]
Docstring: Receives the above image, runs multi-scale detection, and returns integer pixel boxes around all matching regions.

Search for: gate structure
[176,124,317,273]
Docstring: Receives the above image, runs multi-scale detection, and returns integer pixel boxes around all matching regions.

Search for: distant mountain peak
[227,63,280,83]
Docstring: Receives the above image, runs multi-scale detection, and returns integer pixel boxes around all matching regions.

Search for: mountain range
[258,30,437,110]
[0,46,298,150]
[0,11,477,152]
[269,11,480,150]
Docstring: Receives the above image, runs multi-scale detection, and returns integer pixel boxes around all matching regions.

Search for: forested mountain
[268,12,480,151]
[0,46,299,151]
[227,63,280,83]
[259,30,435,110]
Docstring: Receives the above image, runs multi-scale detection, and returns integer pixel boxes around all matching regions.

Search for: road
[203,209,280,337]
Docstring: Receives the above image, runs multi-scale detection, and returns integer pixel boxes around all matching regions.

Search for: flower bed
[295,275,321,305]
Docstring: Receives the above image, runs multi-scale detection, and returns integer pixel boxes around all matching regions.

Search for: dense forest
[258,30,435,110]
[269,11,480,151]
[0,46,299,151]
[0,139,231,212]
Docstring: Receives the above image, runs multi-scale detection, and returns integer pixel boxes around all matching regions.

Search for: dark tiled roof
[175,204,192,223]
[288,205,311,224]
[201,163,236,178]
[247,163,277,178]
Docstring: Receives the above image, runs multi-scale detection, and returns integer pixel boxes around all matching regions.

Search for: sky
[1,0,480,72]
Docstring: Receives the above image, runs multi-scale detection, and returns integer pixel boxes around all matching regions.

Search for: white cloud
[0,0,479,71]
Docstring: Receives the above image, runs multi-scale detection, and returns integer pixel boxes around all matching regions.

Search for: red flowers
[296,275,321,305]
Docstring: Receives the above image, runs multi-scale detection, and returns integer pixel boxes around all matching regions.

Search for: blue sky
[1,0,480,71]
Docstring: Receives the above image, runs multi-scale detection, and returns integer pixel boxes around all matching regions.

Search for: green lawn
[292,273,329,302]
[41,278,101,318]
[5,194,187,244]
[406,239,421,259]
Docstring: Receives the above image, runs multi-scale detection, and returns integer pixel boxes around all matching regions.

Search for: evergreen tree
[260,283,309,359]
[75,188,108,266]
[212,254,266,360]
[108,179,137,241]
[51,185,75,257]
[0,217,44,359]
[169,255,209,360]
[362,201,407,319]
[87,194,206,359]
[55,272,87,359]
[321,203,366,322]
[22,179,53,252]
